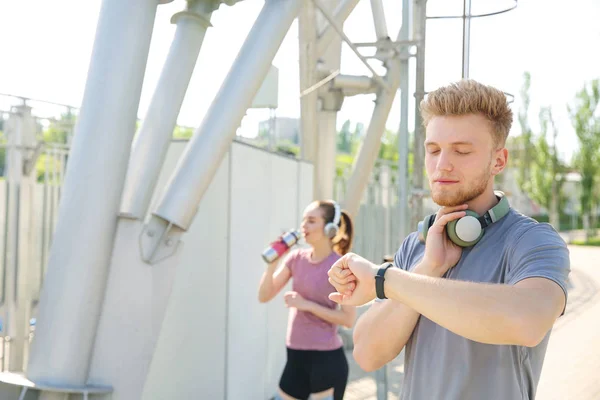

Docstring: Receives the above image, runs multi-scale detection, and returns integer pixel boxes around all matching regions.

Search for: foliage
[516,72,536,192]
[173,126,194,139]
[568,79,600,234]
[515,73,567,228]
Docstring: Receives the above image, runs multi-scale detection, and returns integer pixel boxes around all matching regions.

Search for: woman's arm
[258,261,292,303]
[284,291,356,328]
[305,302,356,329]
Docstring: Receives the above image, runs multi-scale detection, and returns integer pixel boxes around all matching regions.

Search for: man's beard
[431,165,491,207]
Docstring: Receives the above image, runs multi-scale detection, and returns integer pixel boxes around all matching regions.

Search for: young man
[327,80,570,400]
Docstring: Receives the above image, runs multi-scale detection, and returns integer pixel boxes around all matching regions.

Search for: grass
[571,237,600,246]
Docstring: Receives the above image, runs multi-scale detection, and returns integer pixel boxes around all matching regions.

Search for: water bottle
[262,230,301,263]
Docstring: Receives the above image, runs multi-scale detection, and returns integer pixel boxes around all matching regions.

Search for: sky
[0,0,599,163]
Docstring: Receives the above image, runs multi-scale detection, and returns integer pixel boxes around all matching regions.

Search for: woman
[258,200,356,400]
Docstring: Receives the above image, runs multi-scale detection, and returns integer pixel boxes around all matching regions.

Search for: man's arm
[352,263,440,372]
[340,208,468,371]
[384,268,565,347]
[352,300,419,371]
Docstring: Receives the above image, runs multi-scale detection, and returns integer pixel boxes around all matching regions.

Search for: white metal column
[83,3,216,399]
[316,0,360,57]
[410,0,427,229]
[342,57,402,218]
[315,103,340,200]
[314,0,344,201]
[26,0,159,387]
[147,0,302,245]
[370,0,389,40]
[299,2,319,163]
[397,0,412,241]
[120,1,214,220]
[2,104,37,373]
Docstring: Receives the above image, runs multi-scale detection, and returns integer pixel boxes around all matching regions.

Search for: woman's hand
[284,291,311,311]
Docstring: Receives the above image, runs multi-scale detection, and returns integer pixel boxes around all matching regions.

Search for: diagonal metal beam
[26,0,159,386]
[342,22,406,218]
[312,0,392,93]
[370,0,389,40]
[120,1,214,221]
[316,0,360,56]
[150,0,302,234]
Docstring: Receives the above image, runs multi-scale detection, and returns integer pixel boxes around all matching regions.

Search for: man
[327,79,570,400]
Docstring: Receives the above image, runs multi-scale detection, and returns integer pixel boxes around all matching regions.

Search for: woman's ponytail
[333,210,353,255]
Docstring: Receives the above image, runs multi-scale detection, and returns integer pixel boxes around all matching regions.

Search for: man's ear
[492,148,508,175]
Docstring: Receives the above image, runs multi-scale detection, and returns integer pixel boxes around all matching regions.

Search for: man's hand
[284,291,310,311]
[420,204,468,275]
[327,253,378,306]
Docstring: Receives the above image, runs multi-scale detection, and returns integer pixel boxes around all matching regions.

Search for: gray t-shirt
[392,208,570,400]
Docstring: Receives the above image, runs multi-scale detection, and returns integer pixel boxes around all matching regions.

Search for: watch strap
[375,262,394,299]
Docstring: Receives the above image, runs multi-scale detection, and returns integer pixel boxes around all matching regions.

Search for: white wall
[143,141,312,400]
[140,141,229,399]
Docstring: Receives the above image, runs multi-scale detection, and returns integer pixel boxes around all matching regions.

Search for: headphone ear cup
[324,223,338,239]
[418,215,435,243]
[446,210,484,247]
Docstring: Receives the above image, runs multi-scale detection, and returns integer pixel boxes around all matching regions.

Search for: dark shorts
[279,347,349,400]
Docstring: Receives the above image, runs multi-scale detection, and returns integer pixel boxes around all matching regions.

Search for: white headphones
[324,201,342,239]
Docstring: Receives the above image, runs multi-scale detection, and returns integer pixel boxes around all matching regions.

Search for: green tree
[568,79,600,239]
[351,122,365,155]
[275,141,299,157]
[378,128,399,162]
[257,126,269,141]
[336,119,352,154]
[173,126,194,139]
[42,111,76,144]
[516,72,536,193]
[37,112,76,182]
[528,107,565,229]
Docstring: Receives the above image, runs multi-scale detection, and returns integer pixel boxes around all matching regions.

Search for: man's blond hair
[420,79,513,147]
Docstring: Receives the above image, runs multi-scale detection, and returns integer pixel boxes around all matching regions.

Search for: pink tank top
[284,248,344,351]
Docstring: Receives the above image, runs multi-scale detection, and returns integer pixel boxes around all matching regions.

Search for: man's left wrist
[375,262,394,299]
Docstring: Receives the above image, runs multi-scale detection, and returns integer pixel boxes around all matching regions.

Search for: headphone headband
[331,201,341,226]
[478,191,510,228]
[323,200,342,239]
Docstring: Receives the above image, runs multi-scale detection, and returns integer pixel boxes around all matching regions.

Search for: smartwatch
[375,262,394,299]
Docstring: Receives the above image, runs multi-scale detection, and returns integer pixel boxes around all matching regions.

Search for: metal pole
[79,4,214,398]
[313,0,392,93]
[398,0,411,241]
[313,0,344,202]
[342,52,402,218]
[316,0,360,57]
[27,0,158,386]
[461,0,472,79]
[3,106,25,372]
[411,0,427,230]
[299,1,319,163]
[331,74,376,93]
[147,0,302,255]
[315,104,339,200]
[375,366,389,400]
[119,1,214,220]
[370,0,389,40]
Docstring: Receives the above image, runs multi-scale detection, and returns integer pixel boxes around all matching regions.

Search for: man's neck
[467,189,500,216]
